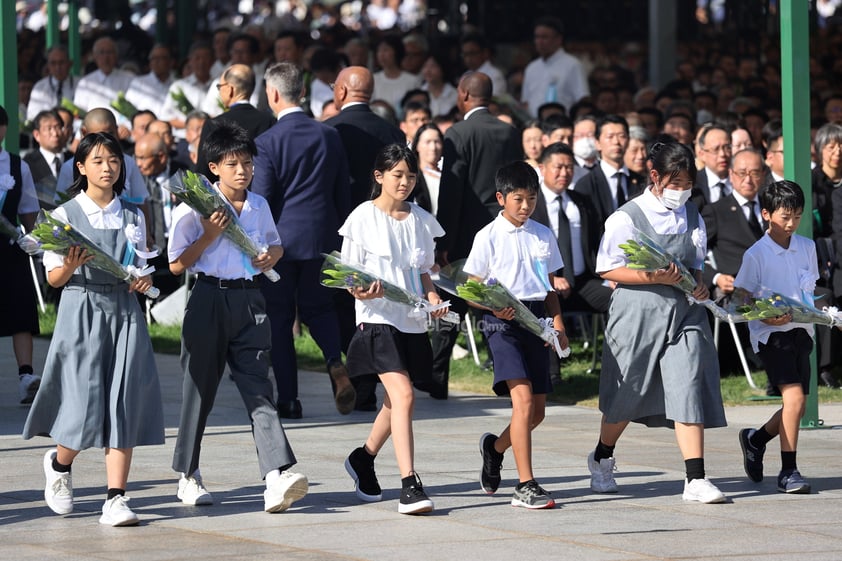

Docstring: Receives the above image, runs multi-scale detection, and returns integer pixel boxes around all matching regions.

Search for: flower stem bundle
[170,88,194,115]
[110,91,139,119]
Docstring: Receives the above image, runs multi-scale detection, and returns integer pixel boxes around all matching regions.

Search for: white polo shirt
[464,212,563,301]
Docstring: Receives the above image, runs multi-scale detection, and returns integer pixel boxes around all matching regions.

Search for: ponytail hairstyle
[370,143,419,199]
[68,132,126,198]
[647,137,696,185]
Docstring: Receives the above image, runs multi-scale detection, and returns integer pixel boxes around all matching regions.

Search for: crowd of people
[3,5,842,525]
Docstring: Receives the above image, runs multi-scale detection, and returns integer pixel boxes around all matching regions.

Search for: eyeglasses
[702,144,732,154]
[732,170,764,181]
[216,82,229,91]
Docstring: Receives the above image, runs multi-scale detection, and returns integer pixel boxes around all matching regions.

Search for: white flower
[124,223,143,245]
[0,174,14,192]
[531,239,551,260]
[691,227,706,250]
[409,248,426,269]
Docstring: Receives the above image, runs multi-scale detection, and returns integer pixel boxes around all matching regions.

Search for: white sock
[265,469,281,487]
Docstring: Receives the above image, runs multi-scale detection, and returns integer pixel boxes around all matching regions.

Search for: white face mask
[573,136,598,160]
[660,187,692,209]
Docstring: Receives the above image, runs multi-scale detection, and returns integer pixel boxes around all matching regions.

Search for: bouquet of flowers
[618,229,732,321]
[110,91,139,119]
[456,278,570,358]
[0,213,22,244]
[164,170,280,282]
[60,97,85,119]
[170,88,194,115]
[320,251,459,324]
[17,210,160,298]
[725,287,842,327]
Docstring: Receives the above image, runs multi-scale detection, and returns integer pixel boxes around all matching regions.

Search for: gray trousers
[172,280,296,478]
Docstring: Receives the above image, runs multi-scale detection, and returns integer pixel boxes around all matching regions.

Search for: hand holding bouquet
[726,287,842,327]
[164,170,280,282]
[456,278,570,358]
[170,88,194,115]
[320,251,459,324]
[619,230,697,293]
[18,210,160,298]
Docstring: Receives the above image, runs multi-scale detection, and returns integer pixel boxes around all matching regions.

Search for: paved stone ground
[3,337,842,561]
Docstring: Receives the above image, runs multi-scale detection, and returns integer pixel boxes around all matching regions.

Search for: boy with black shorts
[734,180,816,494]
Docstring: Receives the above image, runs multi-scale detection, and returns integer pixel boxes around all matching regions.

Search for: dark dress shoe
[277,399,303,419]
[820,370,840,389]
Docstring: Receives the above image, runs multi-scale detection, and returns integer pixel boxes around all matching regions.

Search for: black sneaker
[479,433,503,494]
[777,469,811,494]
[398,473,434,515]
[738,428,765,483]
[511,480,555,509]
[344,447,382,502]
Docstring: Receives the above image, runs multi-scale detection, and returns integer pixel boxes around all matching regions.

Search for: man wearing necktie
[692,124,732,212]
[23,110,70,209]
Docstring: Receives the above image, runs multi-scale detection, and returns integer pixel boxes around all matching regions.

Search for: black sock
[107,488,125,500]
[781,451,797,472]
[594,440,615,462]
[749,426,774,449]
[18,365,34,376]
[516,479,535,490]
[685,458,705,482]
[361,444,376,459]
[52,457,71,473]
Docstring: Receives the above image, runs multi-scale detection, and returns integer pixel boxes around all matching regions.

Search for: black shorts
[757,328,813,394]
[346,323,433,384]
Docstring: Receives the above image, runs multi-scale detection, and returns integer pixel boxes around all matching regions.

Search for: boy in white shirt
[735,180,816,494]
[464,160,569,509]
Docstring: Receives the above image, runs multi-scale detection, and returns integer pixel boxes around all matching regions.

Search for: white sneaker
[264,471,308,513]
[177,474,213,505]
[19,373,40,404]
[99,495,140,526]
[43,449,73,515]
[451,343,470,360]
[588,451,618,493]
[682,478,726,504]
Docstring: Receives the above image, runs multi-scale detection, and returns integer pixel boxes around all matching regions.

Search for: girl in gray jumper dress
[586,141,727,504]
[23,133,164,526]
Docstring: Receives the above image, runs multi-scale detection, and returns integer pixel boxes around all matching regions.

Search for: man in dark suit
[324,66,406,208]
[324,66,405,408]
[252,62,354,419]
[691,123,732,212]
[574,114,644,240]
[23,109,70,209]
[532,142,611,314]
[196,63,275,179]
[430,71,522,397]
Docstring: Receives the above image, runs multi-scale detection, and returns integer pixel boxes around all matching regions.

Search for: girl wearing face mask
[585,140,727,505]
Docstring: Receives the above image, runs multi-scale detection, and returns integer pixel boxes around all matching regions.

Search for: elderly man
[125,44,175,113]
[196,63,275,179]
[27,45,77,121]
[72,37,134,138]
[160,42,214,138]
[252,62,354,419]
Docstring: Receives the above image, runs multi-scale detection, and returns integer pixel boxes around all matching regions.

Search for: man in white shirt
[125,44,175,113]
[201,34,267,118]
[161,42,214,138]
[460,33,507,97]
[72,37,134,139]
[27,45,77,122]
[521,17,589,117]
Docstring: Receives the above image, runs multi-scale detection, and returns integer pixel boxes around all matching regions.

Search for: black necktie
[615,173,626,207]
[746,200,763,238]
[53,156,62,177]
[556,195,574,284]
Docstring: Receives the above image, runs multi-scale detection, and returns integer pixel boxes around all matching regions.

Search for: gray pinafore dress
[599,200,726,429]
[23,198,164,450]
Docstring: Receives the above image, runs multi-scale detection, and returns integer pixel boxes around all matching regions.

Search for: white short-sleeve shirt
[463,212,563,301]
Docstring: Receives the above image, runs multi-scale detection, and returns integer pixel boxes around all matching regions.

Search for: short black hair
[760,180,804,214]
[402,100,431,121]
[541,114,573,135]
[201,121,256,165]
[400,90,431,111]
[596,114,629,138]
[534,16,564,36]
[495,160,539,196]
[762,119,782,150]
[538,142,574,164]
[69,132,126,197]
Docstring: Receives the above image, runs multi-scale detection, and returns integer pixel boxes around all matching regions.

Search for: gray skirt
[22,284,164,450]
[599,284,726,429]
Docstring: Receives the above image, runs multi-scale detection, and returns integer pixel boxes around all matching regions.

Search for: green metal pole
[156,0,167,46]
[68,0,81,77]
[781,1,819,427]
[46,0,60,49]
[0,0,18,153]
[177,1,195,61]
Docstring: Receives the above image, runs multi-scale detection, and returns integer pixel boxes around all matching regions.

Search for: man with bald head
[429,70,522,399]
[323,65,405,410]
[196,63,275,178]
[324,66,405,207]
